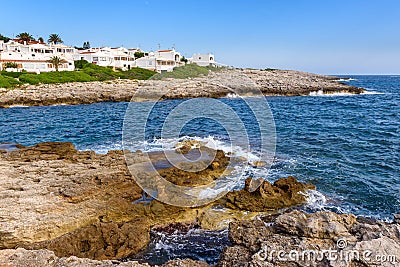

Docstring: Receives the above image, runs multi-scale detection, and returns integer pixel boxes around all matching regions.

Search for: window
[93,57,99,61]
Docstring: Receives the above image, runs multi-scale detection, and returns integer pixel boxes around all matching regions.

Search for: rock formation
[0,142,314,262]
[0,69,365,108]
[224,176,316,211]
[218,211,400,267]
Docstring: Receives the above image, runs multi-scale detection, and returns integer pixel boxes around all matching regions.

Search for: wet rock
[224,176,316,211]
[218,211,400,267]
[157,147,229,186]
[174,139,204,154]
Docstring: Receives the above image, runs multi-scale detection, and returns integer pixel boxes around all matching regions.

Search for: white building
[134,49,183,72]
[74,47,141,70]
[189,53,215,66]
[0,40,75,72]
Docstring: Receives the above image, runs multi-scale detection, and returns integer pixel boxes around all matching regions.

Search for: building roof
[157,49,173,52]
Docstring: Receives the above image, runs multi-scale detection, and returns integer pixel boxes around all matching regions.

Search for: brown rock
[224,176,316,211]
[157,147,230,186]
[218,211,400,267]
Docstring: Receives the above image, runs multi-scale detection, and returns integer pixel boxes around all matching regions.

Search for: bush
[151,63,220,80]
[80,63,117,81]
[3,62,18,69]
[74,59,90,69]
[19,71,94,85]
[0,75,21,88]
[0,70,26,78]
[118,67,156,80]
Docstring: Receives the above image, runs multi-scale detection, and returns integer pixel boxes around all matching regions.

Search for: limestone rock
[0,69,364,108]
[224,176,316,211]
[218,211,400,267]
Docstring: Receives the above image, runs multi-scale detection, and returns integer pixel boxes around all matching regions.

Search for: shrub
[74,60,90,69]
[3,62,18,69]
[0,75,21,88]
[19,71,94,85]
[118,67,156,80]
[0,70,26,78]
[151,63,220,80]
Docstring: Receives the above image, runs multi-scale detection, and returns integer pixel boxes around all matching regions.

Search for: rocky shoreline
[0,142,398,267]
[0,69,364,108]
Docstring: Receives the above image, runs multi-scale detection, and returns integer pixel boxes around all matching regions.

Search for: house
[134,49,183,72]
[74,47,140,70]
[189,53,215,66]
[0,40,75,72]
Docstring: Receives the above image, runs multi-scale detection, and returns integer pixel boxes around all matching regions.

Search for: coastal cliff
[0,69,364,107]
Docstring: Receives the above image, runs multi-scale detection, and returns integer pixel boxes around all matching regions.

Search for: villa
[134,49,184,72]
[73,47,142,70]
[188,53,215,66]
[0,40,75,72]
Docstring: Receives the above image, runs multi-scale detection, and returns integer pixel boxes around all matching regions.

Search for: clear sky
[1,0,399,74]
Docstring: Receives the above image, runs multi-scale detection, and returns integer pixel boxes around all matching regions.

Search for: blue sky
[1,0,399,74]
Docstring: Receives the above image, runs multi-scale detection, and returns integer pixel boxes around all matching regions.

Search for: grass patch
[118,67,157,80]
[0,75,22,88]
[151,64,221,80]
[19,71,95,85]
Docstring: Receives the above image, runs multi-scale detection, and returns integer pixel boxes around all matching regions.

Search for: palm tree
[48,34,63,44]
[47,56,67,71]
[15,32,35,43]
[38,37,44,43]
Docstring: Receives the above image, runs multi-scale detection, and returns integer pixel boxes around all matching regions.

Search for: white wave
[308,90,384,97]
[225,93,239,98]
[301,190,328,210]
[126,135,261,163]
[361,91,385,95]
[7,105,29,108]
[335,78,357,82]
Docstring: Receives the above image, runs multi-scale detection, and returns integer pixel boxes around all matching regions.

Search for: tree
[15,32,35,43]
[4,62,18,68]
[83,41,90,50]
[134,51,144,59]
[180,56,188,63]
[0,34,10,42]
[47,56,67,71]
[48,33,63,44]
[38,37,44,43]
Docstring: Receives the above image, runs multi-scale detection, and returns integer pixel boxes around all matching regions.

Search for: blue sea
[0,75,399,264]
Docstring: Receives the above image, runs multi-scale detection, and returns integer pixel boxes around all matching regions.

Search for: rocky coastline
[0,69,364,108]
[0,142,398,266]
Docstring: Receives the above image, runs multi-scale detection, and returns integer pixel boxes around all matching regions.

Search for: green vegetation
[75,60,156,80]
[3,62,18,69]
[48,33,63,44]
[0,75,22,88]
[47,56,67,71]
[15,32,35,42]
[18,71,94,85]
[1,70,26,78]
[134,51,145,59]
[0,34,10,42]
[151,63,220,80]
[0,60,156,88]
